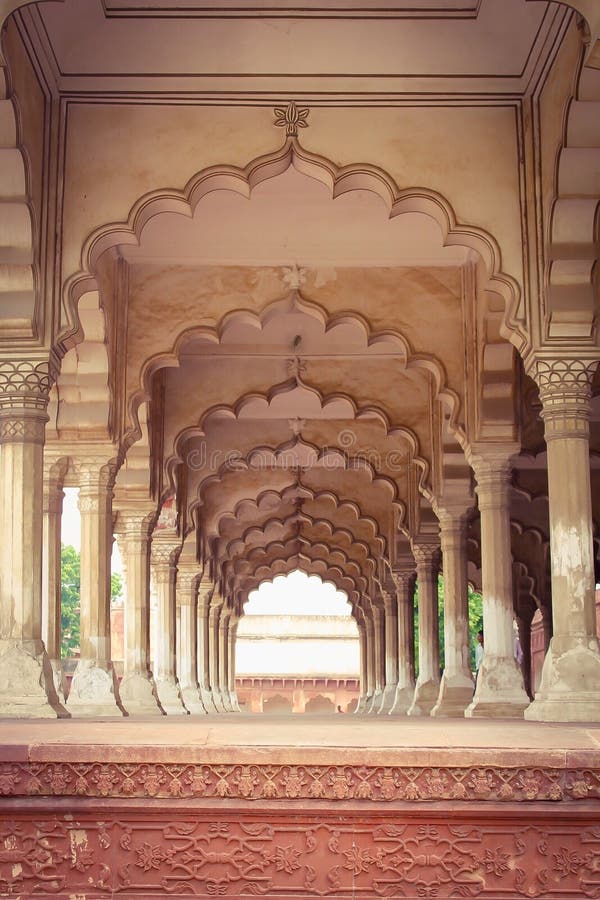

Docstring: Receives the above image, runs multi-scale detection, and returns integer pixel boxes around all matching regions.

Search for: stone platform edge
[2,742,600,805]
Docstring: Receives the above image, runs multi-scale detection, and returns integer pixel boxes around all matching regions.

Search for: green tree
[412,575,483,675]
[61,544,80,657]
[60,544,124,657]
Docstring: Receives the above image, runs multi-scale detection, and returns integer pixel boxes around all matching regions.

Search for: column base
[119,672,165,716]
[377,684,398,714]
[221,690,233,712]
[180,686,208,715]
[525,640,600,722]
[155,676,189,715]
[0,640,69,718]
[354,695,368,714]
[200,687,219,714]
[407,678,440,716]
[66,660,125,717]
[430,672,474,718]
[366,689,383,714]
[465,654,529,718]
[388,684,415,715]
[228,691,240,712]
[211,689,229,713]
[48,657,68,704]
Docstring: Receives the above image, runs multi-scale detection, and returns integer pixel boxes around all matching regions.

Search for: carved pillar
[218,606,233,712]
[227,615,240,711]
[354,608,368,713]
[115,510,163,715]
[42,460,66,701]
[0,359,67,717]
[367,602,385,713]
[208,595,227,712]
[151,537,187,714]
[377,588,399,714]
[389,569,416,715]
[526,358,600,720]
[431,506,474,717]
[197,579,218,713]
[176,565,207,715]
[407,543,440,716]
[362,607,376,711]
[465,449,529,717]
[67,459,124,716]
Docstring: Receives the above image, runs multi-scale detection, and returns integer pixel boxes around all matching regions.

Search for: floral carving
[273,101,309,136]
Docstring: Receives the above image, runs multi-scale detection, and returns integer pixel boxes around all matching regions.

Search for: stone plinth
[1,717,600,898]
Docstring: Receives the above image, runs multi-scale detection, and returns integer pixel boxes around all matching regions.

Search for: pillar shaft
[218,609,233,711]
[67,458,124,716]
[432,508,474,717]
[176,567,207,714]
[367,604,385,712]
[377,592,398,714]
[197,586,218,713]
[389,570,416,714]
[466,450,529,717]
[42,472,64,661]
[407,544,440,716]
[151,538,187,714]
[0,360,66,718]
[116,510,163,715]
[525,359,600,721]
[209,600,227,712]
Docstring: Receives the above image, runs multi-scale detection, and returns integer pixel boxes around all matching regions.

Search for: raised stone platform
[1,716,600,898]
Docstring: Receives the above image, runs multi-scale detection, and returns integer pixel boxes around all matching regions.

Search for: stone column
[218,606,233,712]
[176,566,207,714]
[151,537,187,714]
[389,569,416,715]
[227,615,240,711]
[197,579,218,713]
[116,510,163,715]
[209,596,227,712]
[431,506,474,717]
[377,587,399,714]
[525,359,600,721]
[354,609,368,713]
[42,460,67,701]
[367,603,385,713]
[362,608,376,712]
[465,449,529,717]
[408,543,440,716]
[0,359,67,717]
[67,459,123,716]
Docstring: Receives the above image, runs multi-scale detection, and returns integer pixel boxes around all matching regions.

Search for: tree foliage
[413,575,483,676]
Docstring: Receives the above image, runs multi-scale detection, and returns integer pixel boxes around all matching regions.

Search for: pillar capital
[176,565,200,601]
[527,356,598,440]
[467,443,518,511]
[410,541,439,570]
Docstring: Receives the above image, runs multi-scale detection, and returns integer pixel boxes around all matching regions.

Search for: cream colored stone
[466,450,529,718]
[408,543,440,717]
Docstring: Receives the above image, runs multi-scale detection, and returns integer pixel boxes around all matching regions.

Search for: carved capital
[411,542,439,573]
[0,359,54,411]
[176,567,199,602]
[391,569,415,601]
[467,446,515,512]
[528,357,597,441]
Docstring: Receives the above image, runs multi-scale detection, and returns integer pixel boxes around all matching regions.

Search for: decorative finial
[288,417,306,437]
[274,101,310,137]
[282,264,307,291]
[287,355,307,384]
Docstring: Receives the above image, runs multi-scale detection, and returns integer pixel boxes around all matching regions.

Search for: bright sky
[244,570,352,616]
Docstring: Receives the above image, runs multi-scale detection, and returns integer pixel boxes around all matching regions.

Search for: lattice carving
[0,810,599,897]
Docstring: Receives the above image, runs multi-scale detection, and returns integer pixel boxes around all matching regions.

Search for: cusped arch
[57,135,523,436]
